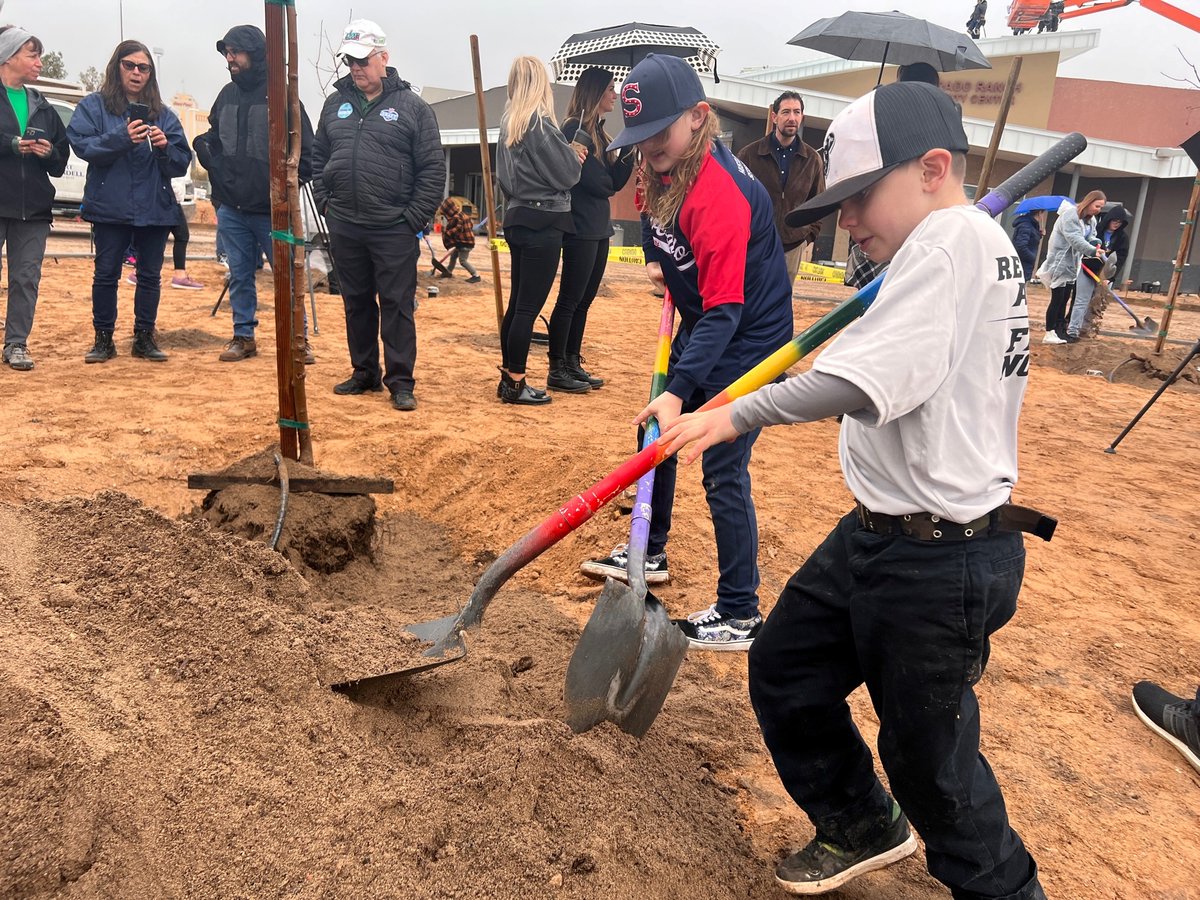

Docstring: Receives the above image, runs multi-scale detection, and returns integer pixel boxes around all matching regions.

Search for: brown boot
[219,336,257,361]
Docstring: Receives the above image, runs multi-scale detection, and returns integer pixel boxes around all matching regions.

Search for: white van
[33,77,194,217]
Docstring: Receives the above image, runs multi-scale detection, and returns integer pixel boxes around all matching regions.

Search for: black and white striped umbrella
[550,22,721,84]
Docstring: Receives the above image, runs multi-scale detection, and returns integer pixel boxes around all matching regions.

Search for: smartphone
[127,102,152,124]
[23,126,46,141]
[572,129,593,151]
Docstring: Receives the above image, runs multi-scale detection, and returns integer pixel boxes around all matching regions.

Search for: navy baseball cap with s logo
[607,54,706,152]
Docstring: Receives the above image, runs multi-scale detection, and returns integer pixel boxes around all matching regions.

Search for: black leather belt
[855,501,1056,542]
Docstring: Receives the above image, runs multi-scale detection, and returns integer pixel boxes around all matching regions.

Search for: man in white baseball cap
[313,17,445,412]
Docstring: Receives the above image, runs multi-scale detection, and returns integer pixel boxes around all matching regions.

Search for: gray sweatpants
[1,218,52,347]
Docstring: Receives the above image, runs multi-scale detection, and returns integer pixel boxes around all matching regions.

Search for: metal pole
[470,34,505,338]
[1125,175,1149,288]
[1152,171,1200,354]
[975,57,1023,198]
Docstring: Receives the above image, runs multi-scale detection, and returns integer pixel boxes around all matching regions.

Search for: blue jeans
[91,223,169,332]
[648,383,764,620]
[750,510,1041,899]
[1067,266,1097,337]
[217,206,273,339]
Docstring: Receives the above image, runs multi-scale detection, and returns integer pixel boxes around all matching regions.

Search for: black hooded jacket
[312,70,445,231]
[193,24,313,215]
[1098,204,1130,279]
[0,85,70,221]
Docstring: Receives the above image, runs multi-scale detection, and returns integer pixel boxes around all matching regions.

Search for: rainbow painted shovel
[563,293,688,737]
[330,132,1087,694]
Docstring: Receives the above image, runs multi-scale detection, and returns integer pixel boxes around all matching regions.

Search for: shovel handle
[627,291,676,599]
[441,132,1088,639]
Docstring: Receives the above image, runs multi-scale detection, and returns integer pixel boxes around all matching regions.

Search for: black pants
[328,218,418,394]
[170,208,189,270]
[501,224,564,374]
[548,235,608,361]
[749,510,1040,899]
[92,223,169,332]
[1045,283,1074,335]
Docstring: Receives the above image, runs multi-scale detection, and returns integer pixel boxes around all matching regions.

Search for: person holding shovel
[658,82,1048,897]
[578,54,793,650]
[435,197,480,283]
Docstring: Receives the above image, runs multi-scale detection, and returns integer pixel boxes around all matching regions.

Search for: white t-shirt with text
[811,204,1030,522]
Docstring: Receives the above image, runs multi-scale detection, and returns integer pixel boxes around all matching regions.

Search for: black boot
[566,353,604,389]
[546,357,591,393]
[498,367,552,405]
[84,329,116,364]
[131,328,168,361]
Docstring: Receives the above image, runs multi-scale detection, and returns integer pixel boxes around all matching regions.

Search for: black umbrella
[789,11,991,84]
[550,22,721,83]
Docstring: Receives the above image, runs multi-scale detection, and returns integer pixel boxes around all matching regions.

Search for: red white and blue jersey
[642,140,794,398]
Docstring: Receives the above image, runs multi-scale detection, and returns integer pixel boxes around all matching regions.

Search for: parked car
[33,77,194,218]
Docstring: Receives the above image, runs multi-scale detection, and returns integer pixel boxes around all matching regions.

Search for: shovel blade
[329,614,468,693]
[564,579,688,738]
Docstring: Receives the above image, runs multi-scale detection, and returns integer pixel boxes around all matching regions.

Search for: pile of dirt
[196,447,377,574]
[0,493,783,898]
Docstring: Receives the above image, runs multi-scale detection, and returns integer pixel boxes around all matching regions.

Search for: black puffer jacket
[193,25,314,215]
[0,85,69,221]
[312,70,445,231]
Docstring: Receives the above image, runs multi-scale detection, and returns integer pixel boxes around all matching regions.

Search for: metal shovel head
[330,613,467,693]
[564,577,688,739]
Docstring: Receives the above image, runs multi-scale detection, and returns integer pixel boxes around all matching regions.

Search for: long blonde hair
[502,56,556,147]
[565,67,615,163]
[641,105,722,228]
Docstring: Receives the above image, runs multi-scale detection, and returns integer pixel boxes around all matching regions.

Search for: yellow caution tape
[606,246,646,265]
[488,238,510,253]
[796,260,845,284]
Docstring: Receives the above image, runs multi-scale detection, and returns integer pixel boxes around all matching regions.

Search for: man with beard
[312,19,444,412]
[194,24,314,362]
[737,91,825,288]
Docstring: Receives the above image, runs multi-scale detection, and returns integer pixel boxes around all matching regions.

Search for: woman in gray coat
[494,56,582,405]
[1039,191,1104,344]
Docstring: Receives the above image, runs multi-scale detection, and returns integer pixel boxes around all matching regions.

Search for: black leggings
[548,235,608,361]
[170,212,189,270]
[501,224,564,374]
[1045,283,1074,334]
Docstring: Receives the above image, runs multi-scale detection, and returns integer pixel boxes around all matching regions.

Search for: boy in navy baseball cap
[579,54,794,651]
[659,81,1047,897]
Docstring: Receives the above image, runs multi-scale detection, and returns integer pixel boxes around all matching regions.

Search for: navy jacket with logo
[0,85,70,221]
[642,140,794,399]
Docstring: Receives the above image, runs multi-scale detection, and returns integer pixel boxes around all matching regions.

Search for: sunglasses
[341,50,380,68]
[121,59,152,74]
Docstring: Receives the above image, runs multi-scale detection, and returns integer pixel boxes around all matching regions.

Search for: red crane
[1007,0,1200,35]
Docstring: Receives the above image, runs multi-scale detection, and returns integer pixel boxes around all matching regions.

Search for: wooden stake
[265,1,310,462]
[1153,171,1200,354]
[285,3,312,463]
[471,35,505,337]
[975,57,1023,199]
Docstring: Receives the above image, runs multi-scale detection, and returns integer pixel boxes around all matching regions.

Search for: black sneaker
[675,604,762,651]
[775,802,918,895]
[391,390,417,411]
[1132,681,1200,774]
[579,543,669,584]
[333,376,383,395]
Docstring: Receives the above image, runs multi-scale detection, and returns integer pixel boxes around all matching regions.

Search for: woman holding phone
[67,39,191,363]
[549,67,635,392]
[0,25,69,371]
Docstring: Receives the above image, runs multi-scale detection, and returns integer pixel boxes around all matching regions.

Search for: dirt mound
[0,493,784,898]
[196,447,377,574]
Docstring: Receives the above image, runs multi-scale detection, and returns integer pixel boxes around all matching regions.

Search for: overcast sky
[6,0,1197,115]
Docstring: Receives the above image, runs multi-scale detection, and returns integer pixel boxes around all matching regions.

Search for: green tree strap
[271,230,305,246]
[278,418,310,430]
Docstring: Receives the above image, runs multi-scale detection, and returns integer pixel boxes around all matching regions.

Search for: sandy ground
[1,236,1199,899]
